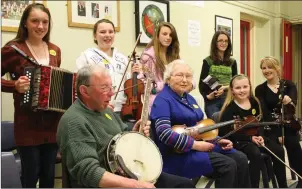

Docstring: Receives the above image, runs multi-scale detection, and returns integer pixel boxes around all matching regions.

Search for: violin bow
[214,114,262,143]
[114,32,142,100]
[260,143,302,180]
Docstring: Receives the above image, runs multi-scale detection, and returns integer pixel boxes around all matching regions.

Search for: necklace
[26,40,49,65]
[267,82,280,93]
[268,82,280,89]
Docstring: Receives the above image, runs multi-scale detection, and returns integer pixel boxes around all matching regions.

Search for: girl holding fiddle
[255,56,302,188]
[76,19,140,128]
[219,74,287,188]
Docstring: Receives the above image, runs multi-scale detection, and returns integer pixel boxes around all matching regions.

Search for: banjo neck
[139,76,153,134]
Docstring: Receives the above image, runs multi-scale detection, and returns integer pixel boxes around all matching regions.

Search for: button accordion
[21,66,77,112]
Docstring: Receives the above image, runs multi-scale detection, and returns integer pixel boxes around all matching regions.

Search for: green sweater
[57,99,128,187]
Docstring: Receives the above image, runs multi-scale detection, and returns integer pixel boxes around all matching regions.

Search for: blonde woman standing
[255,56,302,188]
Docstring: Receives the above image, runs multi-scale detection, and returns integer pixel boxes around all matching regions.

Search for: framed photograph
[67,1,120,31]
[215,15,233,47]
[1,0,46,32]
[135,0,170,45]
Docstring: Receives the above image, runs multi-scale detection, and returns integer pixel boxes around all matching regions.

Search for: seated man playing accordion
[56,64,195,188]
[150,60,251,188]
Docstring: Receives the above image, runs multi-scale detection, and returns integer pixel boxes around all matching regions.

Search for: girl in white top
[76,19,140,113]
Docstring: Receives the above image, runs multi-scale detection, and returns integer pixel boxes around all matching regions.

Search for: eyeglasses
[217,40,228,44]
[85,85,116,93]
[172,73,193,80]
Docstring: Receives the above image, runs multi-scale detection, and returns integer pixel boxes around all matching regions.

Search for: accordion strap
[10,44,41,66]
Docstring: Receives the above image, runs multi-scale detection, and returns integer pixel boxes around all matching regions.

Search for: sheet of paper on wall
[188,20,200,47]
[176,1,204,8]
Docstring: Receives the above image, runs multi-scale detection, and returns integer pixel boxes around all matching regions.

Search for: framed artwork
[1,0,46,32]
[215,15,233,47]
[135,0,170,45]
[67,1,120,31]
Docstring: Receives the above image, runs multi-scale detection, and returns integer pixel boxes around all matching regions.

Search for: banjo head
[107,132,162,183]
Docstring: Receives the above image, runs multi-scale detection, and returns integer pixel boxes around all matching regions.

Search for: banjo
[105,68,163,183]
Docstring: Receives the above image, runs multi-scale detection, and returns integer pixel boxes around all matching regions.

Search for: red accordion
[21,66,77,112]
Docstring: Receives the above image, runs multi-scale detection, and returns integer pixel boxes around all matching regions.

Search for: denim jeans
[204,96,226,119]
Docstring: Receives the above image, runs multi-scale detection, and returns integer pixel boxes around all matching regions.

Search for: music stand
[279,79,285,147]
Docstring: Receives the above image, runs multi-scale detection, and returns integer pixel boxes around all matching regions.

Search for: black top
[198,58,237,101]
[219,98,262,143]
[255,79,298,136]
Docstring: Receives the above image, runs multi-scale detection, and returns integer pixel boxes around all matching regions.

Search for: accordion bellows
[22,66,77,112]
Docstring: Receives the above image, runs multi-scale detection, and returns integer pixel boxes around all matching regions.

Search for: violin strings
[114,82,145,94]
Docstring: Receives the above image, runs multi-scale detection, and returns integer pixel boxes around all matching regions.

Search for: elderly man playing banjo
[56,64,196,188]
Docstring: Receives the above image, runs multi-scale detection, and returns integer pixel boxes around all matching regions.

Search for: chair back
[1,121,16,151]
[1,152,22,188]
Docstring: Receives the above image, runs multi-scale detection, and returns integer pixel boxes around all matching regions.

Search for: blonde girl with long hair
[220,75,287,188]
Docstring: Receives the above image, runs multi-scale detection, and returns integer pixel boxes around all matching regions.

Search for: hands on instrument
[278,136,284,144]
[132,119,151,137]
[99,172,155,188]
[15,76,30,93]
[128,179,155,188]
[252,136,264,147]
[132,63,141,73]
[282,95,292,105]
[192,141,215,152]
[217,139,233,150]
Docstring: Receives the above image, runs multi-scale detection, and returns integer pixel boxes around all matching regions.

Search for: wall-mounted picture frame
[67,0,120,31]
[135,0,170,45]
[1,0,47,32]
[215,15,233,53]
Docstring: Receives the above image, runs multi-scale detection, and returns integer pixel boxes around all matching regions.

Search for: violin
[172,115,279,143]
[275,103,302,131]
[233,115,280,136]
[121,52,144,121]
[113,32,143,121]
[172,119,236,141]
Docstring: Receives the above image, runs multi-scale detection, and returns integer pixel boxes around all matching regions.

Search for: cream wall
[280,1,302,23]
[1,1,295,121]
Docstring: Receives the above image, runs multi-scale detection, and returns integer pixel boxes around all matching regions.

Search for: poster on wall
[1,0,46,32]
[67,0,120,31]
[215,15,233,54]
[188,20,200,47]
[135,0,170,45]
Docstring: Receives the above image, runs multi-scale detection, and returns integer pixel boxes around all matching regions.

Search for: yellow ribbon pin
[105,113,112,120]
[252,109,256,115]
[49,49,56,56]
[103,59,109,64]
[193,104,199,109]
